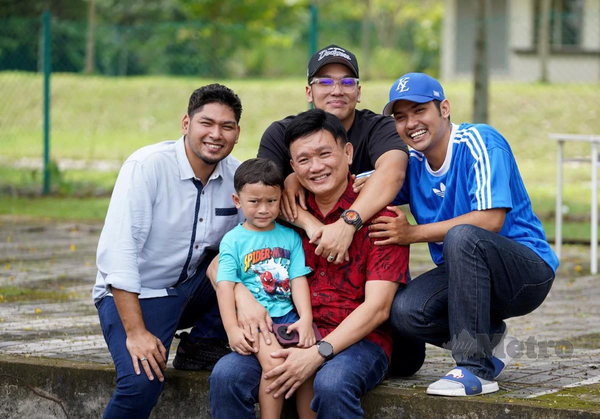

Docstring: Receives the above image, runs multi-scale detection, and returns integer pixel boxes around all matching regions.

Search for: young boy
[216,158,316,419]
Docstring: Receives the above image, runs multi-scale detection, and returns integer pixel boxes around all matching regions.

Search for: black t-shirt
[257,109,409,178]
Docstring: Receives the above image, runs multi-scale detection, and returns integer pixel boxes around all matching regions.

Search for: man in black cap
[251,44,425,377]
[258,44,407,264]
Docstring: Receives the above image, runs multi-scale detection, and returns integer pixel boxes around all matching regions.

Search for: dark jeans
[97,253,225,419]
[390,225,555,381]
[209,339,388,419]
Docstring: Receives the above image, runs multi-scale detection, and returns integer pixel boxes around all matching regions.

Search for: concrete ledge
[2,356,599,419]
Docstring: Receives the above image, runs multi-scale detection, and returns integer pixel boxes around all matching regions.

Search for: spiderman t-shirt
[217,222,311,317]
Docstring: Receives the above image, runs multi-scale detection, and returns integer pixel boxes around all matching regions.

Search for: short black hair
[234,158,284,193]
[432,100,451,124]
[188,83,242,122]
[284,109,348,151]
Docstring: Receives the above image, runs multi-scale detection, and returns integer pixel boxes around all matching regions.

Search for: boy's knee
[258,356,284,373]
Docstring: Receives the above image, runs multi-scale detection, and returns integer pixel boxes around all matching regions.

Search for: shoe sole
[426,381,499,397]
[173,355,215,371]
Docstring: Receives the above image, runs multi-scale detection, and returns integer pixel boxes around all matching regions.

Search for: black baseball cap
[307,44,359,81]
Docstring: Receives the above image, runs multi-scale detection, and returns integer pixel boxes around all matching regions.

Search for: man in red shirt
[209,109,409,418]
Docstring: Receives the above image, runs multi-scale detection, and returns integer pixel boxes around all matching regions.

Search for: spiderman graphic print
[217,222,311,318]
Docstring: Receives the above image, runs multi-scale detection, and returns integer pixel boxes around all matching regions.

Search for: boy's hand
[351,170,373,194]
[287,318,316,348]
[227,327,256,355]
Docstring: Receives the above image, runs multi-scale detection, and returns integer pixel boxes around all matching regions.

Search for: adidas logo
[433,182,445,198]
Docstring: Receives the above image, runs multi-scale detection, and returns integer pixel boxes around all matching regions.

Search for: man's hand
[281,173,307,222]
[126,330,167,382]
[264,346,323,399]
[311,218,354,264]
[368,205,412,245]
[234,285,273,351]
[206,254,219,290]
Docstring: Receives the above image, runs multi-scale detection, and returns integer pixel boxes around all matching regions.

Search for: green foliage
[369,48,413,79]
[0,196,110,220]
[1,1,441,78]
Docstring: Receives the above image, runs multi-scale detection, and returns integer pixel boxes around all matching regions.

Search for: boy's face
[232,182,281,231]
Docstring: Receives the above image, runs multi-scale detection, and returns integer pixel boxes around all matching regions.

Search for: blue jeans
[97,253,225,418]
[390,225,555,381]
[209,339,388,419]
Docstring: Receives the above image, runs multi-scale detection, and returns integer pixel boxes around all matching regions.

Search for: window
[533,0,583,49]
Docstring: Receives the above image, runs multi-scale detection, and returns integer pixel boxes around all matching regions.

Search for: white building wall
[510,54,600,82]
[509,0,533,50]
[443,0,600,82]
[582,0,600,51]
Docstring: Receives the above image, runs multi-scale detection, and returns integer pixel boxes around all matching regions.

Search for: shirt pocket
[215,207,238,216]
[209,207,240,246]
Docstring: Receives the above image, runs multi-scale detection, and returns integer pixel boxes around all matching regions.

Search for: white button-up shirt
[93,137,245,302]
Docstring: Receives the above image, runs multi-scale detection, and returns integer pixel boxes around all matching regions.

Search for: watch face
[318,341,334,359]
[345,211,358,221]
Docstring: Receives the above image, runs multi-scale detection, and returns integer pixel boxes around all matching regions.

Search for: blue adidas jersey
[394,123,559,273]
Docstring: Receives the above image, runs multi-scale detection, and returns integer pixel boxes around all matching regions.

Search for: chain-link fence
[0,9,441,193]
[0,6,599,208]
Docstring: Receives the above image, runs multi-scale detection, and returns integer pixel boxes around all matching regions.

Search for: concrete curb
[1,356,598,419]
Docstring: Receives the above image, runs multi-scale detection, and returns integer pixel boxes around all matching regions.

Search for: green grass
[2,72,599,167]
[1,72,599,239]
[0,196,109,220]
[0,166,118,196]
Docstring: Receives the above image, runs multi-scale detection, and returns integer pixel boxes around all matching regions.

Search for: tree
[472,0,489,124]
[84,0,96,74]
[538,0,551,83]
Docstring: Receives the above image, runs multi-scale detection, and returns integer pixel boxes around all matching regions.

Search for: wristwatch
[341,209,363,231]
[317,340,334,361]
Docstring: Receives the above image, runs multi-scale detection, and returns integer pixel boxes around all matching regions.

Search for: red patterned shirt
[303,177,409,360]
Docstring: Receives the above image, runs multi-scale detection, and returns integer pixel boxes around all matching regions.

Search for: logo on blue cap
[396,77,411,93]
[383,73,445,116]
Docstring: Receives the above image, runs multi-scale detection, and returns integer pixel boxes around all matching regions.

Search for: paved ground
[1,215,599,405]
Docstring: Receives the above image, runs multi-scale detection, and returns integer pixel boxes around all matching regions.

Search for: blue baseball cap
[382,73,445,116]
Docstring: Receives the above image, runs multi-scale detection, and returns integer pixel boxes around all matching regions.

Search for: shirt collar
[306,173,357,221]
[175,136,225,182]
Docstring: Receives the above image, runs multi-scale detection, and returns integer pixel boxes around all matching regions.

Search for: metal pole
[591,141,598,274]
[555,140,563,259]
[43,10,51,195]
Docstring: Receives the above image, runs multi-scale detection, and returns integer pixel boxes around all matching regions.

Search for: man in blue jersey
[368,73,559,397]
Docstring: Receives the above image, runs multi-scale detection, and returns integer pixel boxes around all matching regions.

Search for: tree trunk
[472,0,489,124]
[84,0,96,74]
[539,0,551,83]
[360,0,372,80]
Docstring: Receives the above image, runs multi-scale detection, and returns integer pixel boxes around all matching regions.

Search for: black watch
[317,340,334,361]
[341,209,363,231]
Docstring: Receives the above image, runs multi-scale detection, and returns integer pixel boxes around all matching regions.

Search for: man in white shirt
[93,84,245,418]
